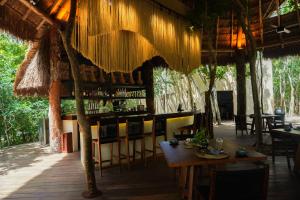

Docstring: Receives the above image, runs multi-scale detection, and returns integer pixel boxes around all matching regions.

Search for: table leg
[251,118,255,134]
[188,166,194,200]
[294,143,300,174]
[179,167,187,188]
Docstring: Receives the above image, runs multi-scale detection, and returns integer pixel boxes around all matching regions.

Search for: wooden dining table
[271,128,300,174]
[160,140,267,200]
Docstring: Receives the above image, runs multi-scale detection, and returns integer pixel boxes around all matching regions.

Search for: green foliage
[153,67,179,96]
[272,56,300,113]
[194,65,234,84]
[192,129,208,147]
[0,33,48,148]
[279,0,300,15]
[61,100,76,115]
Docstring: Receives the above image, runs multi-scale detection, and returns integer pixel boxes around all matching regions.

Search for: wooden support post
[49,29,63,153]
[144,61,155,114]
[235,50,247,127]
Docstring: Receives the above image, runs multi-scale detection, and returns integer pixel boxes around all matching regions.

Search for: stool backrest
[153,116,167,136]
[126,117,144,137]
[209,164,269,200]
[97,118,119,139]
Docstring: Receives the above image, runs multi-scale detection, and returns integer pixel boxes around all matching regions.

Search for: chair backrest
[193,112,203,133]
[209,164,269,200]
[126,117,144,137]
[234,115,247,129]
[97,117,119,139]
[266,118,274,131]
[153,116,167,136]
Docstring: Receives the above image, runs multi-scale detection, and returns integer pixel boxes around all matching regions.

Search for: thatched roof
[14,33,50,96]
[200,1,300,65]
[1,0,300,97]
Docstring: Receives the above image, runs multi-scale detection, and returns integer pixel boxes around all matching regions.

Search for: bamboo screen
[73,0,201,74]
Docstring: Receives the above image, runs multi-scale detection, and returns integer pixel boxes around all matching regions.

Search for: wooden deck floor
[0,123,300,200]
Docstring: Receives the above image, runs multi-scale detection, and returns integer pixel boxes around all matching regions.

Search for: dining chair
[234,115,250,136]
[123,117,146,169]
[92,117,121,176]
[266,118,297,169]
[274,108,285,127]
[196,163,269,200]
[175,112,203,140]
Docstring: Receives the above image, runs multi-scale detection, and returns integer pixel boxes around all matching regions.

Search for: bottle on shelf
[99,69,105,83]
[120,73,126,84]
[129,73,135,84]
[137,71,143,85]
[111,72,116,84]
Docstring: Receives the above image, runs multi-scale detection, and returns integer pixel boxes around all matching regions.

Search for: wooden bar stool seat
[92,118,121,176]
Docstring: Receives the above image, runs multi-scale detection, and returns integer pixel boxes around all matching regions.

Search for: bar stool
[122,117,146,169]
[145,116,167,159]
[92,117,121,176]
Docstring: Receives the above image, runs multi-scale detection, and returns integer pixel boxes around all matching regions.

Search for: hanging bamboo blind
[73,0,201,74]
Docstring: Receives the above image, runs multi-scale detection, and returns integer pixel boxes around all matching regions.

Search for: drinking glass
[215,137,224,150]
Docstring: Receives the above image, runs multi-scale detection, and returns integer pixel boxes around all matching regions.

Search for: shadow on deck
[0,122,300,200]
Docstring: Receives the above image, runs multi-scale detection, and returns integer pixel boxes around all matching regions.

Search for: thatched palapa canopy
[1,0,300,96]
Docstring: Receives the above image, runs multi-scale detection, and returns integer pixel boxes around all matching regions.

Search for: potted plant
[192,129,208,150]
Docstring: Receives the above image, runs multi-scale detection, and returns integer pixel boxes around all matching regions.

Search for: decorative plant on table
[192,129,208,150]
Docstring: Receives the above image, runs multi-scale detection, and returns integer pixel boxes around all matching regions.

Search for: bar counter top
[62,111,198,122]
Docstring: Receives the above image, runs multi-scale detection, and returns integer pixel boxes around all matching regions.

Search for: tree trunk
[235,50,247,128]
[48,81,62,152]
[49,29,63,153]
[288,71,295,116]
[59,0,101,198]
[259,51,264,113]
[280,63,286,112]
[187,75,194,110]
[234,0,263,147]
[205,31,218,138]
[211,87,221,124]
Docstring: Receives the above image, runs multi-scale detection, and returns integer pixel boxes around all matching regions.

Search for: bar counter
[62,111,198,164]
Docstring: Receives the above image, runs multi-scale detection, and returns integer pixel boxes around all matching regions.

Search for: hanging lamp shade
[72,0,201,74]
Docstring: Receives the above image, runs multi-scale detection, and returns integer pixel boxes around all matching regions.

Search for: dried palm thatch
[73,0,201,74]
[14,33,50,96]
[0,4,37,41]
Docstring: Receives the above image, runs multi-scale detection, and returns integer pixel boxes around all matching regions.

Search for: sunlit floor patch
[0,143,67,199]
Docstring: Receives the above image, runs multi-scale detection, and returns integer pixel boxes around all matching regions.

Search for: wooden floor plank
[0,122,300,200]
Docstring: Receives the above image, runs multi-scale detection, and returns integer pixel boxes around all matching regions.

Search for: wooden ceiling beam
[19,0,60,28]
[36,19,46,30]
[152,0,191,16]
[202,49,235,53]
[263,0,275,19]
[22,9,31,20]
[259,37,300,48]
[230,9,234,49]
[0,0,8,6]
[259,0,264,44]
